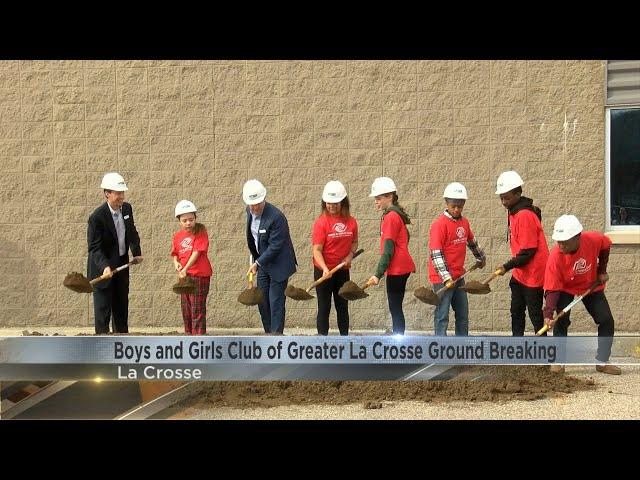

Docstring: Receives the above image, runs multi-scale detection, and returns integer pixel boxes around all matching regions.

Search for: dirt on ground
[182,366,596,410]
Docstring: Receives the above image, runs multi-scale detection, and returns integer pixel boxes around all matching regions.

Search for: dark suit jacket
[87,202,141,289]
[246,202,297,282]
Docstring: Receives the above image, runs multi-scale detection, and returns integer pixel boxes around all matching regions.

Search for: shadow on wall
[0,239,38,328]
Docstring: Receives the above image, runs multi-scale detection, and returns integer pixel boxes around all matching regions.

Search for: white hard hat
[242,179,267,205]
[495,170,524,195]
[443,182,468,200]
[322,180,347,203]
[552,215,583,241]
[175,200,197,218]
[100,172,128,191]
[369,177,397,197]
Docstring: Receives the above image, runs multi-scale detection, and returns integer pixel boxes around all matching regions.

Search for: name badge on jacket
[259,229,266,233]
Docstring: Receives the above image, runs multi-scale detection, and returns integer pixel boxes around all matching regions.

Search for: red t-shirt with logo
[171,229,213,277]
[544,231,611,295]
[380,210,416,276]
[312,214,358,270]
[509,209,549,288]
[428,214,474,283]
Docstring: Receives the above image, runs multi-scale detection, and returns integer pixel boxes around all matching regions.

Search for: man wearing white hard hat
[494,171,549,336]
[543,215,620,375]
[243,180,297,334]
[428,182,486,336]
[87,172,143,334]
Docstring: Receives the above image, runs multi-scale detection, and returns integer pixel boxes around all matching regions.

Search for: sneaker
[550,365,565,373]
[595,364,622,375]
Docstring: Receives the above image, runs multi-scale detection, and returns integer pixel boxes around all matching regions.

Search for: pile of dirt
[188,366,596,409]
[22,331,60,336]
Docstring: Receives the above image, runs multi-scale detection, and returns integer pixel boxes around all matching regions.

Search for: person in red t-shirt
[494,171,549,336]
[171,200,213,335]
[312,180,359,335]
[543,214,620,375]
[429,182,486,336]
[367,177,416,335]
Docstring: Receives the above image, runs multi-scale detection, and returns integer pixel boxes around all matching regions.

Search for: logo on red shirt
[179,237,193,255]
[456,226,465,238]
[573,258,591,275]
[334,222,346,233]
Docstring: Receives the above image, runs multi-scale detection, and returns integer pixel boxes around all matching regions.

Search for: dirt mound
[189,366,596,409]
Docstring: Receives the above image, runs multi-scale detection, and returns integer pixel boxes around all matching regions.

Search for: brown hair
[391,192,410,224]
[321,196,351,218]
[178,212,206,236]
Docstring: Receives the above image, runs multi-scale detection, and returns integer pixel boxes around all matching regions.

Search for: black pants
[386,273,410,335]
[314,267,350,335]
[553,291,615,362]
[93,255,130,334]
[509,276,545,336]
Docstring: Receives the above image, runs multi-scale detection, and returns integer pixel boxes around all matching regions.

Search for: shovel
[238,255,265,306]
[63,261,137,293]
[414,262,482,305]
[458,267,504,295]
[338,278,376,301]
[536,280,602,336]
[285,249,364,301]
[171,275,197,295]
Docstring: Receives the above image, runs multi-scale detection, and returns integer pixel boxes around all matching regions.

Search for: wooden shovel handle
[536,281,602,335]
[433,262,482,296]
[306,249,365,292]
[89,262,133,285]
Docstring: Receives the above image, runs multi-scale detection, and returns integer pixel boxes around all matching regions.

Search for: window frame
[605,106,640,242]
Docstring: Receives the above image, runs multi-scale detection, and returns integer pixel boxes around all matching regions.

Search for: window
[605,61,640,240]
[606,108,640,228]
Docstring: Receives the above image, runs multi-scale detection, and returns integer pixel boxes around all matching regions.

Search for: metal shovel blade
[63,272,94,293]
[285,284,315,301]
[414,286,440,305]
[338,281,370,301]
[459,280,492,294]
[172,277,197,295]
[237,287,264,306]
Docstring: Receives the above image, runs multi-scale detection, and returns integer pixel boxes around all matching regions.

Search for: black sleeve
[597,248,610,274]
[503,247,537,271]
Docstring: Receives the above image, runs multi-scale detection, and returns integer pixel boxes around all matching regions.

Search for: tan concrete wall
[0,60,638,332]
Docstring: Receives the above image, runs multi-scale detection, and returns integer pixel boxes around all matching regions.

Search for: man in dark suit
[243,179,297,334]
[87,172,143,334]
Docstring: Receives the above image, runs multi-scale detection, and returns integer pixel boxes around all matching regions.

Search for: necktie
[113,211,126,256]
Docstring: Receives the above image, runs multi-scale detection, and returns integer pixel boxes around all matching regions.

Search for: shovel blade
[237,287,264,306]
[413,287,440,305]
[338,281,370,301]
[285,285,315,301]
[63,272,94,293]
[459,281,492,294]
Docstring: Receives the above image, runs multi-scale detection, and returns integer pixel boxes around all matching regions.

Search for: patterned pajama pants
[180,275,211,335]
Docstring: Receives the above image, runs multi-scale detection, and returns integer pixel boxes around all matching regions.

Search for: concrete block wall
[0,60,638,332]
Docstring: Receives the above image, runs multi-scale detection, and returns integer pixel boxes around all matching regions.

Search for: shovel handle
[362,279,375,290]
[536,281,602,336]
[248,272,254,288]
[306,248,364,292]
[89,262,133,285]
[434,262,482,296]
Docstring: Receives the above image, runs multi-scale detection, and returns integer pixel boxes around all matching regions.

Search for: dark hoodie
[503,196,542,271]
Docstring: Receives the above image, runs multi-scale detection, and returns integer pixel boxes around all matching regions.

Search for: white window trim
[605,106,640,244]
